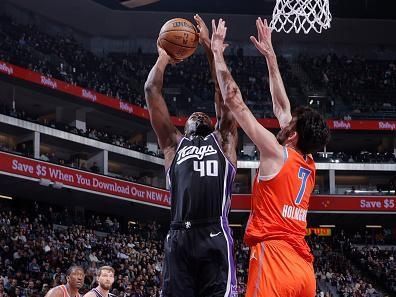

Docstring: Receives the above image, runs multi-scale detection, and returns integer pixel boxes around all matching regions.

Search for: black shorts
[161,218,237,297]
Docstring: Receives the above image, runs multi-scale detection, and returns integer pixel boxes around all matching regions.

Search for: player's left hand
[210,18,229,55]
[157,39,183,65]
[194,14,210,48]
[250,18,275,58]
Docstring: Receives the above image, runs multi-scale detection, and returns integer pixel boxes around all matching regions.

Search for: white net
[269,0,332,34]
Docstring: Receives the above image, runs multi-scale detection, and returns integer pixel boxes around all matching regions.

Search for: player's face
[68,269,85,289]
[184,112,214,138]
[97,270,115,290]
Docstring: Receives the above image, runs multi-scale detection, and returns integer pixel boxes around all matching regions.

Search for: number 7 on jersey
[295,167,312,205]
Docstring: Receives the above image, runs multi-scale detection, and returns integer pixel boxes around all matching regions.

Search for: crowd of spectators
[0,200,165,297]
[334,229,396,295]
[314,152,396,164]
[1,14,396,119]
[348,246,396,294]
[1,14,396,120]
[299,53,396,119]
[0,14,303,118]
[310,235,383,297]
[2,198,395,297]
[0,15,144,107]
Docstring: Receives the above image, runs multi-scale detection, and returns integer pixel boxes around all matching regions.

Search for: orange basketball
[158,18,199,60]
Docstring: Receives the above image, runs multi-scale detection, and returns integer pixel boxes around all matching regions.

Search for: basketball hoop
[269,0,332,34]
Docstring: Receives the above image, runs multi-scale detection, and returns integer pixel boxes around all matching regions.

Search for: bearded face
[97,270,114,290]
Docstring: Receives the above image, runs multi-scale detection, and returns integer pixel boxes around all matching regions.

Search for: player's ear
[288,131,298,146]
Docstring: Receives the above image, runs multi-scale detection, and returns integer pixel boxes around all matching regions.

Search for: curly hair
[293,106,330,155]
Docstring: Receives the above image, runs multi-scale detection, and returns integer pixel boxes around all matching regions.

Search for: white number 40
[193,160,218,177]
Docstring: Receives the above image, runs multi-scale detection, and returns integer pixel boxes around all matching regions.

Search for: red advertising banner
[0,151,170,207]
[230,194,396,212]
[327,119,396,131]
[1,61,395,131]
[0,152,395,212]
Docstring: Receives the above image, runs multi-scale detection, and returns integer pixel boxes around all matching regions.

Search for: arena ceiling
[96,0,396,19]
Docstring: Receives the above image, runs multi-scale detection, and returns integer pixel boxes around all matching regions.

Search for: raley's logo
[82,89,97,102]
[176,145,217,164]
[0,63,13,75]
[379,121,396,130]
[40,76,57,89]
[119,101,133,113]
[333,120,351,129]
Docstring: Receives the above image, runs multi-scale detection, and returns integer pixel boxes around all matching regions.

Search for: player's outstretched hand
[211,18,229,55]
[250,18,275,58]
[157,39,183,65]
[194,14,210,48]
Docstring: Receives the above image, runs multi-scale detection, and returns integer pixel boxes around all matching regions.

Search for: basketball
[158,18,199,60]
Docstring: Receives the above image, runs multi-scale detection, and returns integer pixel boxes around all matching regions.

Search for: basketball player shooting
[45,266,84,297]
[144,15,238,297]
[211,18,330,297]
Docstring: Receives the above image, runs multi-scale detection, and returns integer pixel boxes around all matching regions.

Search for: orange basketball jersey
[244,147,316,262]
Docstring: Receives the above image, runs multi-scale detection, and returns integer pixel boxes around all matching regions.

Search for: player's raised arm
[250,18,292,129]
[144,45,182,170]
[211,19,284,173]
[195,14,238,166]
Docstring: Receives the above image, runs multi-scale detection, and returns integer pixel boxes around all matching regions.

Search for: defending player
[211,18,330,297]
[45,266,85,297]
[83,266,115,297]
[144,15,238,297]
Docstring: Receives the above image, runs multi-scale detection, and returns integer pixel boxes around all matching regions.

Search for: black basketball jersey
[167,133,236,222]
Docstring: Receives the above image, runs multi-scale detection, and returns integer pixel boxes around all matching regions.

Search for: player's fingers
[218,18,223,30]
[212,19,217,33]
[250,36,260,48]
[194,14,202,27]
[263,19,271,36]
[220,23,226,36]
[195,14,203,23]
[258,18,266,39]
[256,19,262,42]
[223,27,227,38]
[259,17,266,28]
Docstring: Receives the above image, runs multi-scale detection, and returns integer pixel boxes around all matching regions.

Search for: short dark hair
[66,266,84,276]
[97,266,115,277]
[293,106,330,154]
